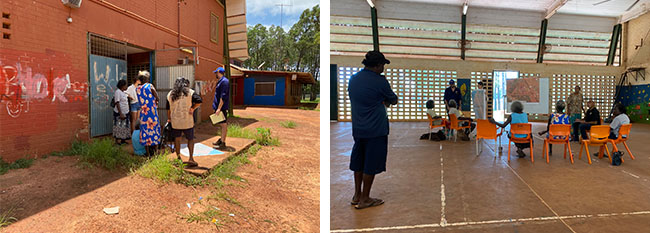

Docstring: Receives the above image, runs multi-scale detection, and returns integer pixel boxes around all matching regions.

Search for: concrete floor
[330,122,650,232]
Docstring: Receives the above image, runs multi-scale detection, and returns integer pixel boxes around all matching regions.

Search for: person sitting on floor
[538,100,570,156]
[131,122,146,156]
[572,100,600,141]
[490,101,531,158]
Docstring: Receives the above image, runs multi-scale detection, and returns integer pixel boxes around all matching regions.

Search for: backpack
[611,151,623,166]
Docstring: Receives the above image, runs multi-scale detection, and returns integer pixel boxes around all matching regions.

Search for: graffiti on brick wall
[200,80,218,96]
[0,61,88,118]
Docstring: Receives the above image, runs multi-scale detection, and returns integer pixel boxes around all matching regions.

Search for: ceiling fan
[593,0,641,11]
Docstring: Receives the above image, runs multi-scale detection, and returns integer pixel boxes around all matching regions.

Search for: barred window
[255,82,275,96]
[210,13,219,44]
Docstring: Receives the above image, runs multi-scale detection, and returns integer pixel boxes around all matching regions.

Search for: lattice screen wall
[337,67,457,121]
[550,74,616,117]
[338,67,617,121]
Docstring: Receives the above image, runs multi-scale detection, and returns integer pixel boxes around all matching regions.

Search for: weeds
[255,128,280,146]
[226,124,256,139]
[178,208,225,227]
[70,138,143,170]
[133,152,205,187]
[0,208,17,228]
[280,121,297,129]
[0,157,35,175]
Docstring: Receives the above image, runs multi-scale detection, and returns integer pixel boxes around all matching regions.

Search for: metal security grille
[127,64,149,84]
[89,33,127,60]
[337,67,457,121]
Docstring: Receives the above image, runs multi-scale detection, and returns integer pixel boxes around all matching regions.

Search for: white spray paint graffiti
[91,61,126,109]
[52,74,71,103]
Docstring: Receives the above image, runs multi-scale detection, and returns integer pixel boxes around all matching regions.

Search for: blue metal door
[89,54,127,137]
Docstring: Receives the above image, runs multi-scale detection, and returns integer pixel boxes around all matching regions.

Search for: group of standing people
[113,71,160,156]
[112,67,230,167]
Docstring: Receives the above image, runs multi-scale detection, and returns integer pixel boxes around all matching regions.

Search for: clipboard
[210,112,226,124]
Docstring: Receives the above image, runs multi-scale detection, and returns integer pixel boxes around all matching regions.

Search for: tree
[242,5,320,100]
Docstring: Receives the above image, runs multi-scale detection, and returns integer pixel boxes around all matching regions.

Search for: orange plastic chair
[608,124,635,161]
[427,114,446,135]
[476,119,503,156]
[578,125,611,164]
[448,113,471,142]
[542,124,573,164]
[507,123,534,163]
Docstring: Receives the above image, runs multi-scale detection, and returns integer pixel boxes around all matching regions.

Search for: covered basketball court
[330,0,650,232]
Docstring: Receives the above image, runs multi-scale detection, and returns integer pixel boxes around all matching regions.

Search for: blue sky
[246,0,319,31]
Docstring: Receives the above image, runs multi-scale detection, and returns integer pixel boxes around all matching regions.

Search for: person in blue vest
[490,101,531,158]
[348,51,398,210]
[212,67,230,150]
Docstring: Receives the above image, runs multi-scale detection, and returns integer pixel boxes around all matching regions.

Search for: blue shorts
[130,102,141,112]
[350,136,388,175]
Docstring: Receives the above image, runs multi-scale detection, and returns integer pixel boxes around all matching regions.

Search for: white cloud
[247,0,319,16]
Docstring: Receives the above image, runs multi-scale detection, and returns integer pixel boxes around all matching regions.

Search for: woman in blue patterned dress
[136,71,161,156]
[538,100,570,156]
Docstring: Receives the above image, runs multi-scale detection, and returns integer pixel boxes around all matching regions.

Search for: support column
[223,1,233,116]
[371,7,380,52]
[536,19,548,63]
[461,14,467,60]
[607,24,622,66]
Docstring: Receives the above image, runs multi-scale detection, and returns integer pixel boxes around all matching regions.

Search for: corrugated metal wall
[155,64,194,124]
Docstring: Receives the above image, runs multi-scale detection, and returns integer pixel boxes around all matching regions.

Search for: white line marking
[622,170,640,179]
[330,211,650,232]
[440,150,447,226]
[502,160,577,233]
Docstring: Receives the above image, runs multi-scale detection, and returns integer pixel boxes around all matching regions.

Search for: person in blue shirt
[490,101,531,158]
[444,79,462,112]
[348,51,398,210]
[538,100,570,156]
[131,123,146,156]
[211,67,230,150]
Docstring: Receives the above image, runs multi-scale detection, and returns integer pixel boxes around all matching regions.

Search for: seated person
[490,101,531,158]
[131,123,146,156]
[538,100,570,155]
[608,103,629,139]
[571,100,600,141]
[447,100,473,136]
[426,99,443,126]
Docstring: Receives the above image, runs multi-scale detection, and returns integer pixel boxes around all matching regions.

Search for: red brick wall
[0,0,225,162]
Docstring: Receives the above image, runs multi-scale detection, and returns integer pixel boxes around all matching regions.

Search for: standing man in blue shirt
[348,51,398,209]
[444,80,462,113]
[212,67,230,149]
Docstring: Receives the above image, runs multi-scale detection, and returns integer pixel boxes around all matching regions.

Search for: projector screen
[506,77,549,114]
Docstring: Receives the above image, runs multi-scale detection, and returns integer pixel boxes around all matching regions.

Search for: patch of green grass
[64,138,143,170]
[0,208,17,228]
[214,192,243,208]
[300,98,319,103]
[255,128,280,146]
[227,124,256,139]
[0,157,35,175]
[134,152,205,187]
[280,121,297,129]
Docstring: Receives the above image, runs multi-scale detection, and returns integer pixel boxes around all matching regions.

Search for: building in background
[0,0,248,162]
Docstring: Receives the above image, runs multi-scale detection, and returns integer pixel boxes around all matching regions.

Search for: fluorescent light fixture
[366,0,375,8]
[463,3,468,15]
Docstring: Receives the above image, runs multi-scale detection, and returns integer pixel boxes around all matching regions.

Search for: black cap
[362,50,390,67]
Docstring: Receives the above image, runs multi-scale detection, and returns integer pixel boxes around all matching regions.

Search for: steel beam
[461,14,467,60]
[536,19,548,63]
[606,24,621,66]
[371,7,380,51]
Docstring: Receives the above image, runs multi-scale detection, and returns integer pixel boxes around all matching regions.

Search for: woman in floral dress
[136,71,161,156]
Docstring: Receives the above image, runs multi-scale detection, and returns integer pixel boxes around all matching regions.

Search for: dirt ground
[0,107,319,232]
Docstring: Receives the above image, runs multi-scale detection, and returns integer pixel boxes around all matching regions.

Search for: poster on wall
[616,84,650,124]
[457,78,471,111]
[507,77,540,103]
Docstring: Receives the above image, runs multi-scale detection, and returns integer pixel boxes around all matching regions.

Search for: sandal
[183,160,198,167]
[355,198,384,210]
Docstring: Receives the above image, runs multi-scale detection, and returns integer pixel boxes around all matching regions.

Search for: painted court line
[501,159,577,233]
[440,149,447,226]
[622,170,640,179]
[330,211,650,232]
